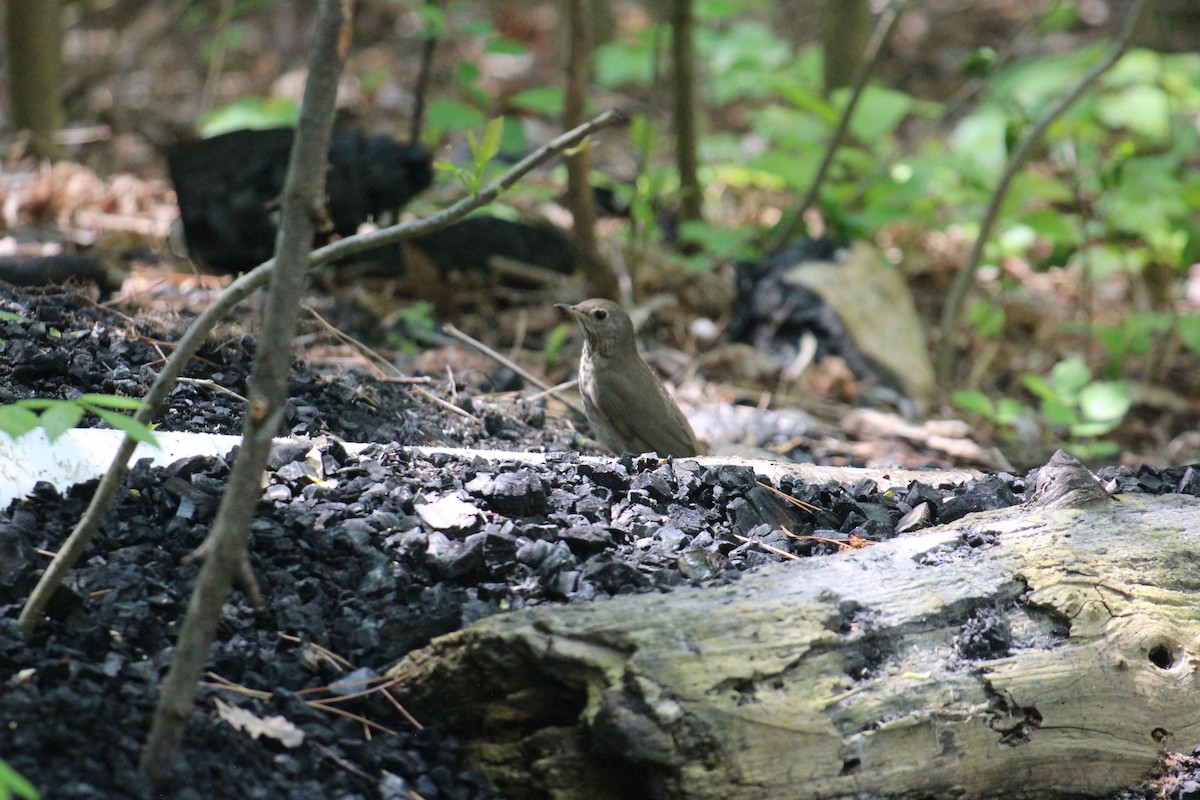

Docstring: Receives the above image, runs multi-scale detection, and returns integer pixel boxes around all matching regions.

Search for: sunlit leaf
[77,394,148,411]
[0,405,40,439]
[1079,381,1132,424]
[1049,358,1091,397]
[1020,373,1056,402]
[87,407,161,448]
[39,401,84,442]
[951,390,995,417]
[200,98,299,138]
[1041,398,1079,427]
[426,99,486,133]
[508,87,565,117]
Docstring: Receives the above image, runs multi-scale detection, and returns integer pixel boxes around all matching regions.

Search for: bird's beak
[554,303,585,319]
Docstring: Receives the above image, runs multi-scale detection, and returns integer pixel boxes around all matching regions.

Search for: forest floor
[1,280,1199,799]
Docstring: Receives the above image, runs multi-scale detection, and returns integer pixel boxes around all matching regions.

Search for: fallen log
[390,453,1200,799]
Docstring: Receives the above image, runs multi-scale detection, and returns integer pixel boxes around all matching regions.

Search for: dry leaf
[213,697,305,748]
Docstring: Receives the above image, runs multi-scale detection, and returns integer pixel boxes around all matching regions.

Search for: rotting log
[390,453,1200,799]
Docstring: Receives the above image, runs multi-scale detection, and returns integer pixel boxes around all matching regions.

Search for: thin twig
[783,526,872,550]
[176,378,248,404]
[313,742,375,781]
[304,303,404,380]
[764,0,909,252]
[442,323,586,416]
[933,0,1149,383]
[730,532,801,561]
[755,480,820,513]
[524,377,580,404]
[410,385,479,423]
[306,699,398,736]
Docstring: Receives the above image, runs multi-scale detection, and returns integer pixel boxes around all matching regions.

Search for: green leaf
[0,758,40,800]
[508,87,565,117]
[748,149,820,192]
[1078,381,1132,424]
[1041,398,1079,427]
[1049,358,1091,397]
[843,86,914,142]
[1070,420,1119,438]
[483,37,529,56]
[1177,314,1200,355]
[995,398,1025,425]
[0,310,22,322]
[415,5,446,37]
[544,322,571,365]
[1020,373,1057,402]
[967,299,1005,338]
[1067,438,1120,459]
[13,398,58,410]
[77,393,148,411]
[199,97,300,138]
[86,407,161,448]
[594,37,657,88]
[457,20,495,37]
[1097,84,1170,140]
[426,99,487,133]
[39,401,84,441]
[1021,209,1081,247]
[475,117,504,166]
[0,405,40,439]
[952,390,996,417]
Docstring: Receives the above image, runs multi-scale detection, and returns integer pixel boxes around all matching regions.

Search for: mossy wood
[392,455,1200,799]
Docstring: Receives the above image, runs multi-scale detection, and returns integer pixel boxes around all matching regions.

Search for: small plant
[1021,358,1132,459]
[952,390,1026,432]
[0,394,159,446]
[434,117,505,195]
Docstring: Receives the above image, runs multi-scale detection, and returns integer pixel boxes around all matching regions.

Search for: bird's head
[555,299,637,357]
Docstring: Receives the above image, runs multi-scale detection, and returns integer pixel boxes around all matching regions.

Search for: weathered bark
[5,0,64,158]
[392,453,1200,799]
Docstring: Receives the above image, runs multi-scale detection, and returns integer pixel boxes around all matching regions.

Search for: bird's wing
[599,363,700,457]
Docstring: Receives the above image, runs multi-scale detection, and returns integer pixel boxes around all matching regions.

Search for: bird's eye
[593,309,608,320]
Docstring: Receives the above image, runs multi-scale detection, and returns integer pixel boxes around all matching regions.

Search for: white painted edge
[0,428,978,509]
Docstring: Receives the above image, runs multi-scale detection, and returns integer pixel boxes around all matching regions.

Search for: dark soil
[1,283,1198,800]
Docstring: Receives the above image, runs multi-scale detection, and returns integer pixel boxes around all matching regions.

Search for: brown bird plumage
[556,299,701,457]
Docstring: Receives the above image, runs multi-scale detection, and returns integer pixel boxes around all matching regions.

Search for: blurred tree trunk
[823,0,870,94]
[5,0,64,158]
[563,0,618,299]
[669,0,701,224]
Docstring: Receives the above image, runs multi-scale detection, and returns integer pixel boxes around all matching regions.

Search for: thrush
[556,299,702,457]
